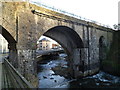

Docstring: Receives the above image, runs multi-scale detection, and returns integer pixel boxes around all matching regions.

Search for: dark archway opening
[36,26,84,88]
[99,36,106,70]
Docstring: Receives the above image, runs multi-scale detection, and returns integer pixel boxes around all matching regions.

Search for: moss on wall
[102,31,120,76]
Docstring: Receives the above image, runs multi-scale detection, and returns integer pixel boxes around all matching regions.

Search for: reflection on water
[37,53,120,88]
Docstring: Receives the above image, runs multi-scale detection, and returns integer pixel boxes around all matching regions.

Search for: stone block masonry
[0,1,117,87]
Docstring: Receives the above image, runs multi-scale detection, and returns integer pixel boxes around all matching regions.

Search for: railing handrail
[30,1,112,29]
[4,58,34,88]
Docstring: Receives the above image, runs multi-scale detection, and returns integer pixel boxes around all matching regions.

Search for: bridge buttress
[17,49,38,87]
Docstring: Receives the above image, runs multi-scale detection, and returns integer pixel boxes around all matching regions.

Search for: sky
[119,2,120,24]
[28,0,119,29]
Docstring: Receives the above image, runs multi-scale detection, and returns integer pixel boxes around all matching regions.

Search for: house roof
[39,38,50,42]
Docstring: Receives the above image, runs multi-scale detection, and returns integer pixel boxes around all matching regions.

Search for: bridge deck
[0,54,12,89]
[0,63,2,90]
[0,54,3,90]
[0,54,34,89]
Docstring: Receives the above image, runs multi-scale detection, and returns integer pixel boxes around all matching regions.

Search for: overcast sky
[29,0,119,29]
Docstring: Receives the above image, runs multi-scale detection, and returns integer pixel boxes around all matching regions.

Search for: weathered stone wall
[102,31,120,76]
[0,1,114,87]
[1,2,18,41]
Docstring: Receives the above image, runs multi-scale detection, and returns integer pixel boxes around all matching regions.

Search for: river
[37,53,120,88]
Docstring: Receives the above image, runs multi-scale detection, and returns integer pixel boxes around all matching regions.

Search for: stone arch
[99,36,107,69]
[43,26,84,55]
[0,25,17,67]
[43,26,84,77]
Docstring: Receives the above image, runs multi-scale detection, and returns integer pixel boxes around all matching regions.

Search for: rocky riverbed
[37,53,120,88]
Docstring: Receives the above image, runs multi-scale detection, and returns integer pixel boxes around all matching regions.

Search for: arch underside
[0,25,16,50]
[43,26,84,55]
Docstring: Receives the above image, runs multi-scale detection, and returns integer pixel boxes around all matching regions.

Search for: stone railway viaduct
[0,1,119,87]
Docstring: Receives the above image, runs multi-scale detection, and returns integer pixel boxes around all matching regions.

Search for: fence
[2,58,34,89]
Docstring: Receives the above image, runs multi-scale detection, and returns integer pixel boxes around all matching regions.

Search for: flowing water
[37,53,120,88]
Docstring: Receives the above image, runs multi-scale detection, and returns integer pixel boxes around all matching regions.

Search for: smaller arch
[99,36,106,47]
[99,36,107,69]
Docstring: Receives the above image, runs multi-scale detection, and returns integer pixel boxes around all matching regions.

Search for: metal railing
[2,58,34,89]
[30,1,112,29]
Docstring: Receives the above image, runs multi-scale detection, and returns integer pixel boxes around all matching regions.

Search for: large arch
[43,26,84,77]
[0,25,17,67]
[43,26,84,56]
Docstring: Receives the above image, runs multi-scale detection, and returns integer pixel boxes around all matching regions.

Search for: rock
[50,77,54,79]
[54,80,57,82]
[51,66,69,77]
[43,76,47,79]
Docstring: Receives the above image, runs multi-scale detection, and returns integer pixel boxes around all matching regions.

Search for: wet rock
[43,76,47,79]
[54,80,57,82]
[52,66,69,78]
[52,73,57,75]
[50,77,54,79]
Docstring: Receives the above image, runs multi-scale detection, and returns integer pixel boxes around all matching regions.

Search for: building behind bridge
[37,37,61,50]
[0,34,9,54]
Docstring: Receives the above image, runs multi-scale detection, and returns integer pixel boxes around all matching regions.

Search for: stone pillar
[81,48,89,76]
[72,48,84,78]
[17,49,38,87]
[8,43,18,68]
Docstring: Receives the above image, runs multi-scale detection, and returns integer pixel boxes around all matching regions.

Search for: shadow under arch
[0,25,17,67]
[43,26,84,56]
[99,36,106,70]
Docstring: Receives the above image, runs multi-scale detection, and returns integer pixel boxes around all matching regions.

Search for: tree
[113,24,120,30]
